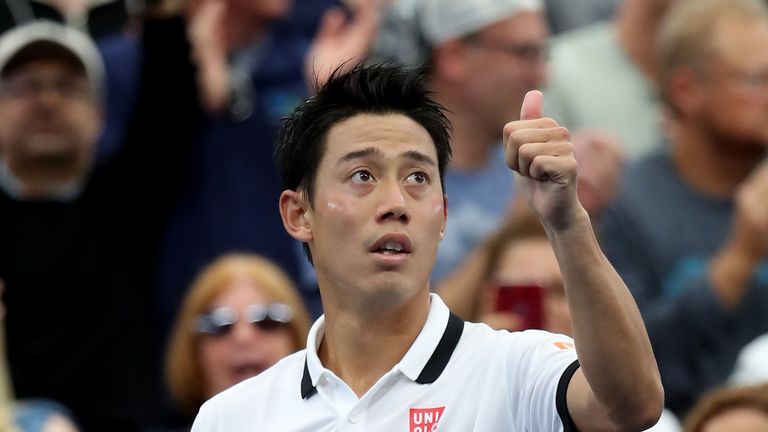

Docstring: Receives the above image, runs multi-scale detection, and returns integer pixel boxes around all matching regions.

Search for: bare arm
[505,91,663,431]
[710,159,768,308]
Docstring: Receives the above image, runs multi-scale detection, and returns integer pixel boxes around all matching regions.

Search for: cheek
[318,193,361,229]
[199,339,229,379]
[264,331,296,363]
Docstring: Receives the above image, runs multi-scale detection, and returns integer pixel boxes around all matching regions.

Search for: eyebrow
[336,147,437,167]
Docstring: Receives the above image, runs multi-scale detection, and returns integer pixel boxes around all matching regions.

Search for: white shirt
[192,294,580,431]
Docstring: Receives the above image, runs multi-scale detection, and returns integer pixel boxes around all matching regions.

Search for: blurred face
[702,407,768,432]
[305,114,446,311]
[0,59,100,186]
[692,16,768,152]
[491,237,571,336]
[459,11,549,133]
[198,277,295,397]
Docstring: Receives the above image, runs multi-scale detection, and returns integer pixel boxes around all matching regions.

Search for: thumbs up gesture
[504,91,586,231]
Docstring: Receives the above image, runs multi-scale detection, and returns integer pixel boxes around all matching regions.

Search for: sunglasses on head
[195,303,293,336]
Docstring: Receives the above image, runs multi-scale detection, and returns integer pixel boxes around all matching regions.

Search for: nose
[229,320,263,346]
[34,85,66,108]
[375,179,410,224]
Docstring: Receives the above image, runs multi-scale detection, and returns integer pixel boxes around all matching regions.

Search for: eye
[405,171,429,185]
[350,170,375,184]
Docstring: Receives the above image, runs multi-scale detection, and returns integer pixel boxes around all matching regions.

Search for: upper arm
[565,368,616,431]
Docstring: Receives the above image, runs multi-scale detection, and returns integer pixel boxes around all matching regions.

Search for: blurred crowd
[0,0,767,430]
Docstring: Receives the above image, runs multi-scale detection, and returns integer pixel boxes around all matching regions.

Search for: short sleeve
[506,330,579,432]
[191,400,217,432]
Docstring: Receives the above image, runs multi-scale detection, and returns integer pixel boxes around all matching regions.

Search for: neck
[0,162,82,201]
[318,290,431,397]
[435,87,499,171]
[670,119,762,198]
[614,0,666,80]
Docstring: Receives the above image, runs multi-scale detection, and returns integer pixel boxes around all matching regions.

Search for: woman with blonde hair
[166,254,311,419]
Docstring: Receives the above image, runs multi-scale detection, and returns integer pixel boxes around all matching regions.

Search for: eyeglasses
[723,68,768,90]
[0,74,92,99]
[463,37,549,64]
[195,303,293,336]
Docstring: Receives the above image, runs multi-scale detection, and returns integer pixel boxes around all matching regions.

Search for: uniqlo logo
[409,406,445,432]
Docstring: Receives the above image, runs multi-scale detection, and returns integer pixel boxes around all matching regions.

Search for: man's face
[302,114,446,309]
[459,11,549,132]
[0,58,100,185]
[692,16,768,152]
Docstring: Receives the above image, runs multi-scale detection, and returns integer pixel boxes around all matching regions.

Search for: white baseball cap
[0,20,105,100]
[418,0,544,46]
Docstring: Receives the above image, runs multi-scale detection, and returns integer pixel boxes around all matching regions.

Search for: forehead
[711,15,768,67]
[210,275,268,308]
[321,113,438,163]
[3,57,87,79]
[478,10,549,42]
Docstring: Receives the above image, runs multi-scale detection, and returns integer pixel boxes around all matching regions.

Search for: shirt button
[349,414,359,424]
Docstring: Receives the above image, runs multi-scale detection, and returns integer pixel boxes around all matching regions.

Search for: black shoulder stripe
[556,359,581,432]
[416,313,464,384]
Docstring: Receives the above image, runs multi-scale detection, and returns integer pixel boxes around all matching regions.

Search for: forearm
[548,210,662,423]
[710,238,762,309]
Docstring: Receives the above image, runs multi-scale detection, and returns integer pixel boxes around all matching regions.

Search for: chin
[357,279,418,311]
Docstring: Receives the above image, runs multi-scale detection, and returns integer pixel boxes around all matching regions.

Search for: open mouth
[230,361,267,382]
[376,241,407,254]
[370,233,413,258]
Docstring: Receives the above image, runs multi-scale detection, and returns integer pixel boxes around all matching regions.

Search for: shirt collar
[0,161,83,202]
[301,293,464,399]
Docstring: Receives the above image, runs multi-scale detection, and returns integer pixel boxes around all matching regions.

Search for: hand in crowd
[731,159,768,260]
[305,0,381,88]
[503,91,584,232]
[571,129,625,216]
[186,0,229,113]
[712,159,768,308]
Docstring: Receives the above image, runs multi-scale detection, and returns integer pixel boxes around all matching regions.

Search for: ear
[667,67,703,115]
[432,40,471,83]
[439,195,448,241]
[279,190,313,242]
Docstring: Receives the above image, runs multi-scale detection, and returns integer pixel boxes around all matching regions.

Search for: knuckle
[503,122,517,137]
[541,117,560,128]
[518,143,536,160]
[553,126,571,141]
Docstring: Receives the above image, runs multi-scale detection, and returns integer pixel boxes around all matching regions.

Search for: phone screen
[494,283,545,330]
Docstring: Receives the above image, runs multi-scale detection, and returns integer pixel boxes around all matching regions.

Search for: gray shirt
[599,150,768,414]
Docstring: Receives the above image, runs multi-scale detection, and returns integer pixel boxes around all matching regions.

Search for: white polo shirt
[191,294,580,431]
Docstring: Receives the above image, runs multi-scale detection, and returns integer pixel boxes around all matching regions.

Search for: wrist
[710,240,762,308]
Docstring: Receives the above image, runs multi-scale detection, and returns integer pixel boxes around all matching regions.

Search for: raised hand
[503,91,585,231]
[305,0,381,88]
[187,0,229,113]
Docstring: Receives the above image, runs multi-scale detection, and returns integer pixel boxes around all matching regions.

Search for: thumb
[520,90,543,120]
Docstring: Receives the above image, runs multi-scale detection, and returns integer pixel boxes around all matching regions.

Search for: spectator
[599,0,768,416]
[476,211,572,335]
[166,254,310,426]
[683,384,768,432]
[419,0,548,285]
[0,5,199,429]
[544,0,675,158]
